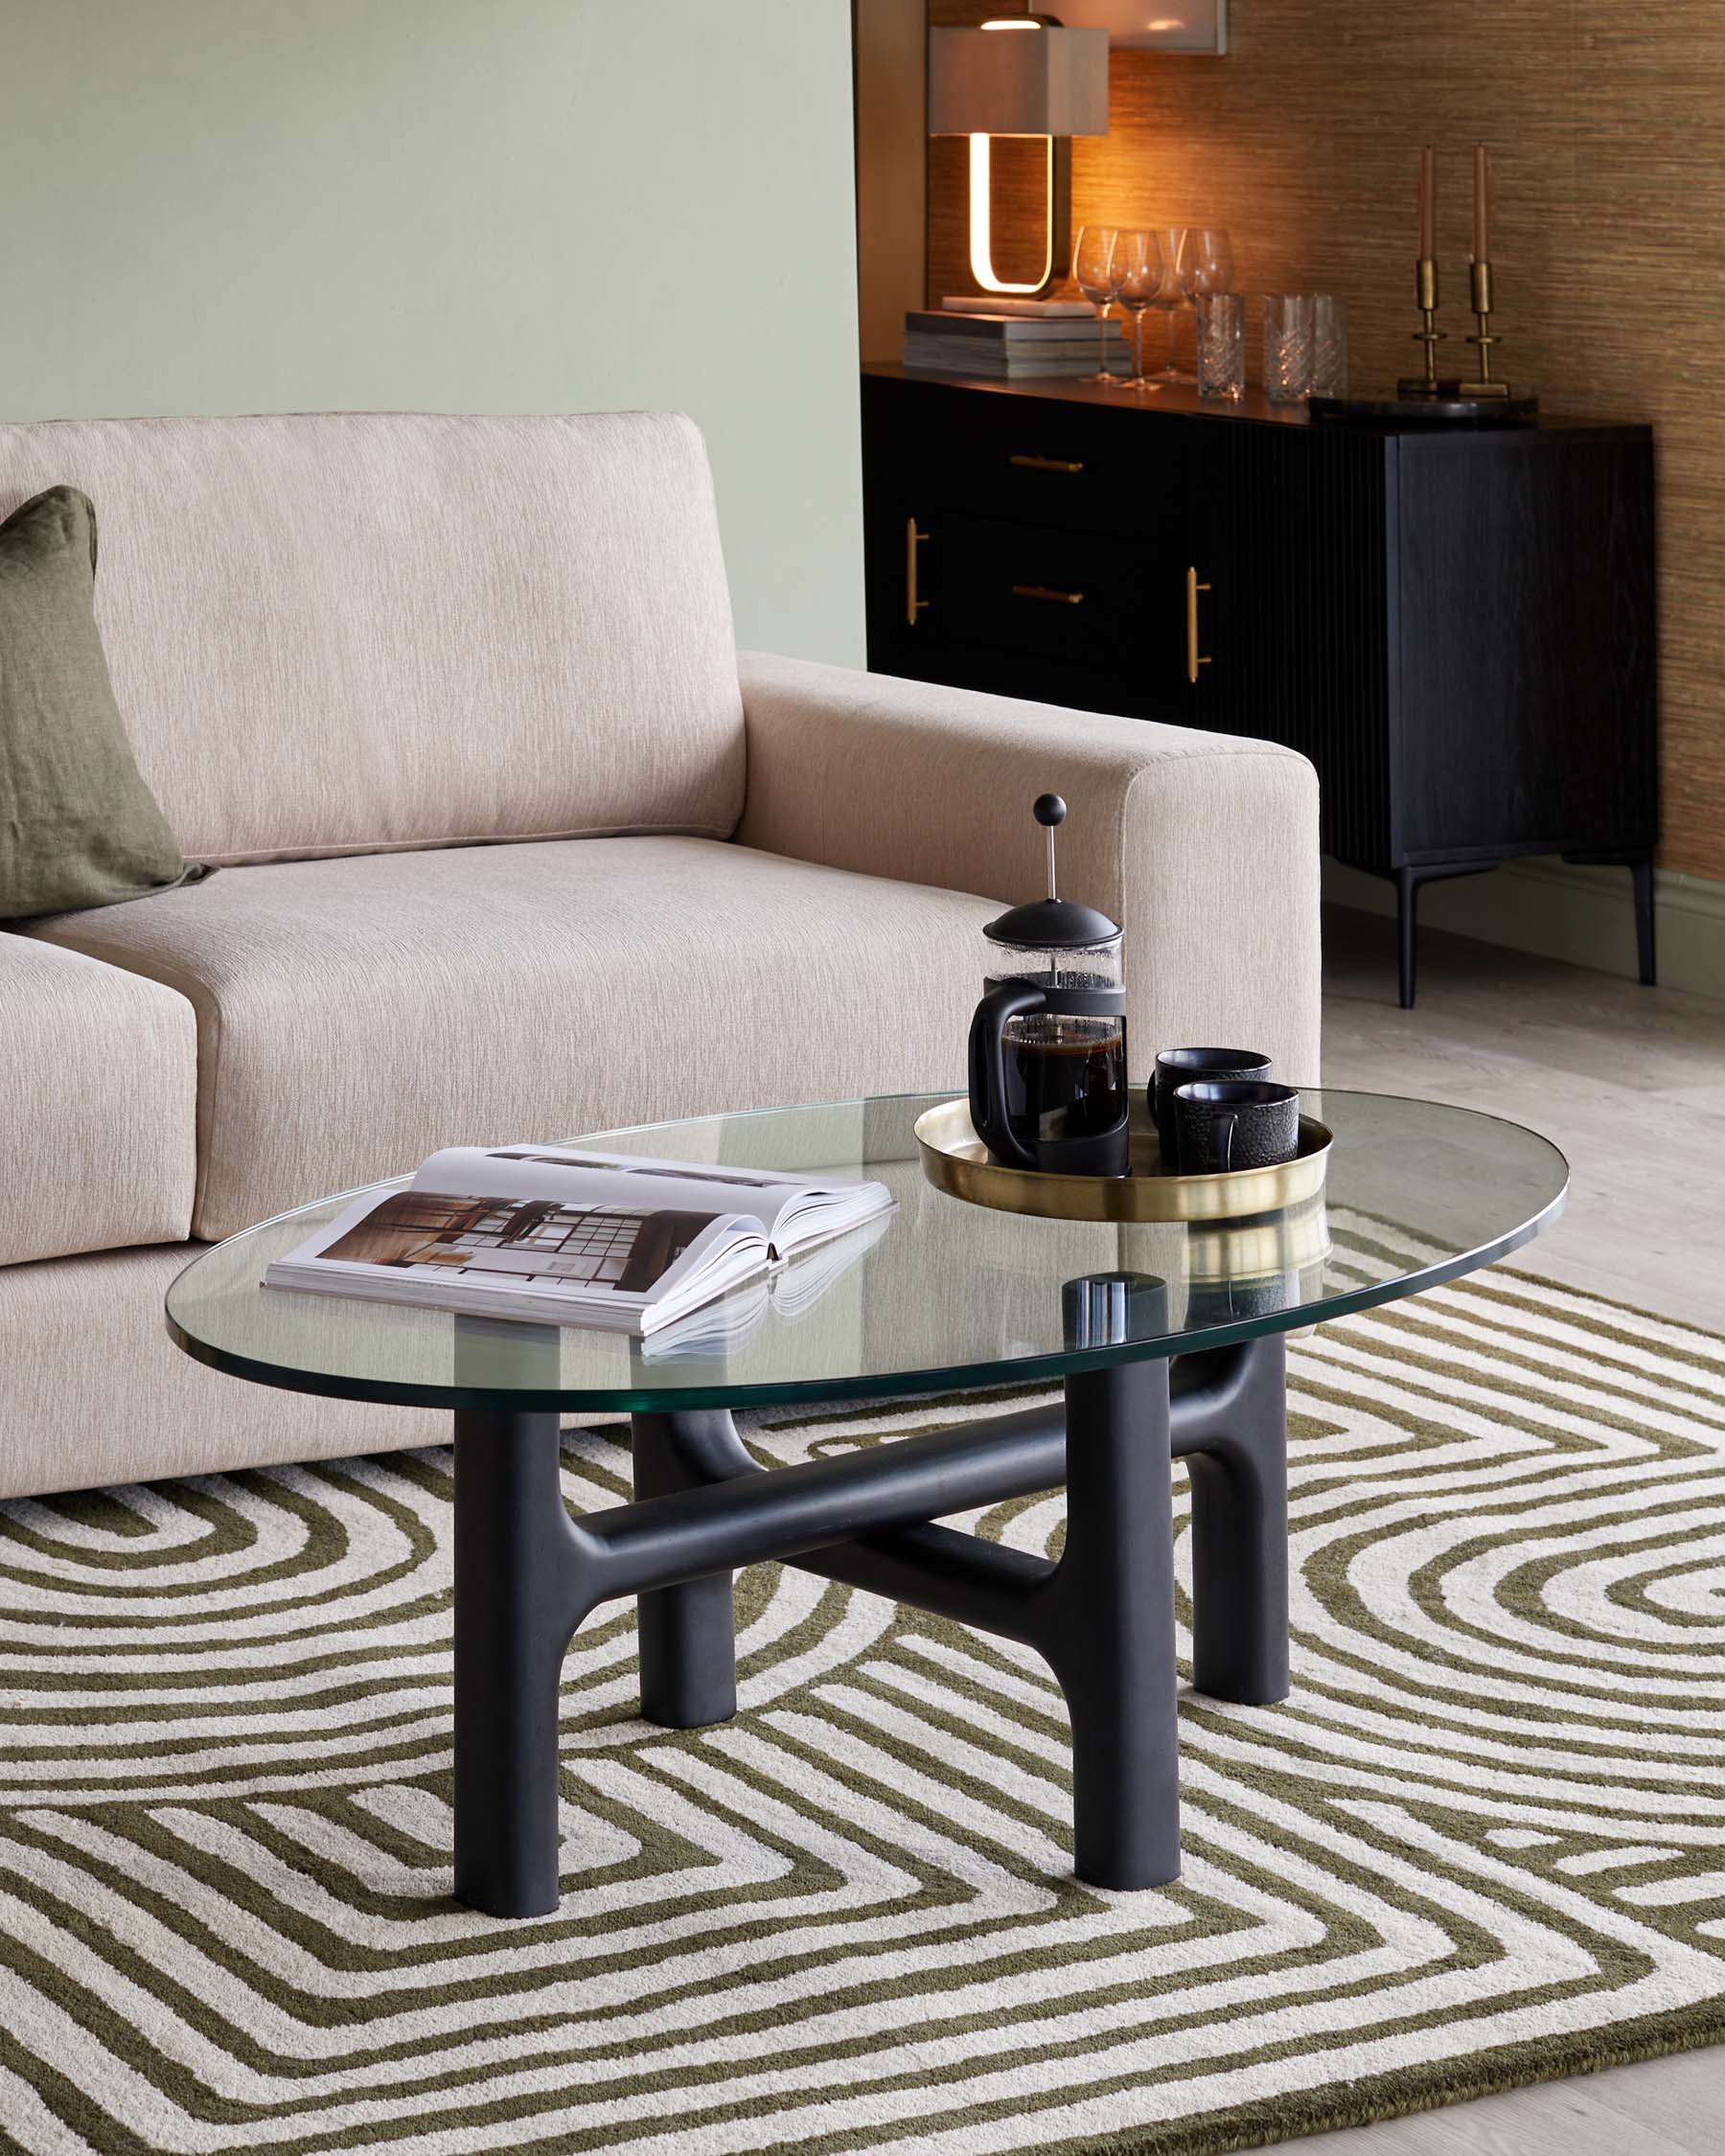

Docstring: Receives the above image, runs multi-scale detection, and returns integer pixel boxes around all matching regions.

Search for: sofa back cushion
[0,411,746,863]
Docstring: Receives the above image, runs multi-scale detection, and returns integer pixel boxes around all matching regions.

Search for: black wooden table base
[450,1336,1289,1918]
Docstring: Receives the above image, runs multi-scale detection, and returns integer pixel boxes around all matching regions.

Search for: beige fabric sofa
[0,409,1322,1499]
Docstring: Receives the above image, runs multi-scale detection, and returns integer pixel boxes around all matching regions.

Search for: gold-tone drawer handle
[1013,583,1085,607]
[1186,564,1212,683]
[906,517,930,627]
[1010,452,1085,474]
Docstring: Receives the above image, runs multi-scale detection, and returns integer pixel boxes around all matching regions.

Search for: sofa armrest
[735,653,1322,1086]
[0,931,197,1266]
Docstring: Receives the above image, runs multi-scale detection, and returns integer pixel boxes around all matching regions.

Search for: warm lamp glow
[929,19,1107,299]
[968,133,1057,294]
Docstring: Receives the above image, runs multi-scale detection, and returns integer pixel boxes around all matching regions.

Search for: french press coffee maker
[968,794,1131,1178]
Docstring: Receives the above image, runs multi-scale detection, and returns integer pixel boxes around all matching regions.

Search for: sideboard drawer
[951,426,1132,537]
[908,385,1182,540]
[938,513,1181,681]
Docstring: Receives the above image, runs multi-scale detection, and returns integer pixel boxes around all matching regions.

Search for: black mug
[1151,1047,1273,1164]
[1175,1080,1301,1175]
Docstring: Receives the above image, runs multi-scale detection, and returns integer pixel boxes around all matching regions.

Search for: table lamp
[928,10,1110,299]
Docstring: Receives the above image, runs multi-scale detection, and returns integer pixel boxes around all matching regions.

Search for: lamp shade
[928,24,1110,138]
[1048,1,1228,53]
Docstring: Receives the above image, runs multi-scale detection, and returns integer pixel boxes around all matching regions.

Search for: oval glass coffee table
[168,1089,1567,1918]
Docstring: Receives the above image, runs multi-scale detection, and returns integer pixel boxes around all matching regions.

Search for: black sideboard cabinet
[862,365,1657,1007]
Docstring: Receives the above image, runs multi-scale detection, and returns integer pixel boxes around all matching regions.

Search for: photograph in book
[314,1190,721,1294]
[262,1144,895,1343]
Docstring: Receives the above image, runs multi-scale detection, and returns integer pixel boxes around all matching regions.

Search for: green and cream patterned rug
[1,1257,1723,2154]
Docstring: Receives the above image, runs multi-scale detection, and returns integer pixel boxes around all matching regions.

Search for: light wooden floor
[1322,908,1725,1330]
[1235,908,1725,2156]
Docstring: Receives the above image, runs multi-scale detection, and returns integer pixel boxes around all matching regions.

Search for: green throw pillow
[0,484,206,919]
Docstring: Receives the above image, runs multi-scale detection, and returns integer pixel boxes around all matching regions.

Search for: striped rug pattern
[0,1250,1722,2154]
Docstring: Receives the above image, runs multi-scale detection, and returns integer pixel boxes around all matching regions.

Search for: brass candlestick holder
[1458,257,1511,399]
[1397,256,1446,398]
[1387,251,1538,418]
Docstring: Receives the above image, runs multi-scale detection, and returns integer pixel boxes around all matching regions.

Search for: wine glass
[1071,224,1120,382]
[1111,230,1165,391]
[1187,228,1234,299]
[1143,226,1191,381]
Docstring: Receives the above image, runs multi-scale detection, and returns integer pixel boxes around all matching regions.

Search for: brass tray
[1184,1198,1331,1283]
[913,1096,1332,1224]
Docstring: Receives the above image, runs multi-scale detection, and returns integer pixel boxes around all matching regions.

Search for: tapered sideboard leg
[1631,857,1657,986]
[452,1410,571,1918]
[1395,867,1420,1011]
[1562,847,1659,988]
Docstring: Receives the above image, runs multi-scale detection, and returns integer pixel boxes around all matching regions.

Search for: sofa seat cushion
[0,933,196,1265]
[27,837,1002,1242]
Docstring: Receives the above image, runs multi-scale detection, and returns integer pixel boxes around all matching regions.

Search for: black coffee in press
[1000,1015,1128,1148]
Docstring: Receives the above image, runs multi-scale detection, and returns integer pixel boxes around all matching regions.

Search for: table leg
[1177,1336,1291,1705]
[452,1410,576,1918]
[442,1347,1282,1914]
[1046,1359,1181,1890]
[630,1411,738,1730]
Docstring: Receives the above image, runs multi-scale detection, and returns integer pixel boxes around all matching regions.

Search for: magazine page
[768,1208,895,1320]
[639,1209,895,1361]
[407,1146,888,1258]
[263,1140,894,1336]
[264,1183,763,1331]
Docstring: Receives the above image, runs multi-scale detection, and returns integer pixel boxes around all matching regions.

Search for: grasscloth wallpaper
[928,1,1719,882]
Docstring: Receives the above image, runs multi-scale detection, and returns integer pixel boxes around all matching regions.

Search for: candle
[1419,145,1436,260]
[1473,143,1490,262]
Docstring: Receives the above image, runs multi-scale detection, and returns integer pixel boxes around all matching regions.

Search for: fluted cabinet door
[1188,422,1394,866]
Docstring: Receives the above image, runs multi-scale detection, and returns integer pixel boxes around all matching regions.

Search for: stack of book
[903,306,1131,380]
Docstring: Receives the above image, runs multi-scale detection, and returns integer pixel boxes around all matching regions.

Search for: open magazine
[263,1144,895,1347]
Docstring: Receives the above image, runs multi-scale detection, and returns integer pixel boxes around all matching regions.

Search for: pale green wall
[0,0,863,663]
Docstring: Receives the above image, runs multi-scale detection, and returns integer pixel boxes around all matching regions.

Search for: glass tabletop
[166,1090,1567,1414]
